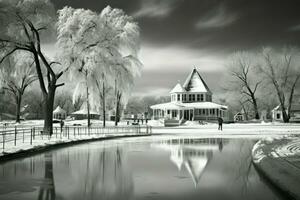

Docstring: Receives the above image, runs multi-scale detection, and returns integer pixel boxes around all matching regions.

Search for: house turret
[170,68,212,103]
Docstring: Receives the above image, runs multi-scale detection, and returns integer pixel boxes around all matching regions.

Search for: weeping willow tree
[57,6,142,127]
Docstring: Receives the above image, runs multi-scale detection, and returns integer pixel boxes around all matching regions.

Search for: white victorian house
[150,68,228,121]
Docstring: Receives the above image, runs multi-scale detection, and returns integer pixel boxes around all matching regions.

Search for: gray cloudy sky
[48,0,300,96]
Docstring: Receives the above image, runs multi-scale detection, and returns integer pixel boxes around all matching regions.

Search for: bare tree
[226,51,261,119]
[259,47,300,123]
[0,52,37,122]
[0,1,65,134]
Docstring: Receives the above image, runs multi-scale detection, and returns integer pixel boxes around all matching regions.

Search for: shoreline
[252,137,300,200]
[0,133,150,163]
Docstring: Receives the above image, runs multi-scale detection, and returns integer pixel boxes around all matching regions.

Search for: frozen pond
[0,136,287,200]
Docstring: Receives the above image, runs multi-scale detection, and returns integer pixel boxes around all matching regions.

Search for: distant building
[150,68,228,121]
[234,112,244,122]
[53,106,66,120]
[272,104,300,122]
[70,107,100,120]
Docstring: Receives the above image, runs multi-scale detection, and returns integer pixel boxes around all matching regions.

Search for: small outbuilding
[233,112,244,122]
[272,104,300,122]
[70,109,100,120]
[53,106,66,120]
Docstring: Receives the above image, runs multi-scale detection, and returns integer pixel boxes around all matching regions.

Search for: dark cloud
[50,0,300,96]
[52,0,300,50]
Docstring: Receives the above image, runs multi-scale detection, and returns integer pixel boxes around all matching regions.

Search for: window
[197,94,200,101]
[199,109,202,115]
[200,94,204,101]
[207,95,211,102]
[192,94,195,102]
[277,113,281,119]
[183,94,186,101]
[189,94,192,102]
[177,94,180,101]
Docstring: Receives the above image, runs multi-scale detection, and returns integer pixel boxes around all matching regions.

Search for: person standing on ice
[60,120,64,133]
[218,117,223,131]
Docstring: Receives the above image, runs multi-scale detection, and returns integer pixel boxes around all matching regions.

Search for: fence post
[14,126,17,146]
[30,128,33,145]
[23,129,25,143]
[2,133,5,150]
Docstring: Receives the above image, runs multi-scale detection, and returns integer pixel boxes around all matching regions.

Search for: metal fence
[0,125,152,151]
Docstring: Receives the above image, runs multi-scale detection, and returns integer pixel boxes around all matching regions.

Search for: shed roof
[53,106,66,114]
[71,109,100,115]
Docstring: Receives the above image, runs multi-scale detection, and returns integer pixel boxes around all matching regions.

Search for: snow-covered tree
[57,7,102,127]
[99,6,142,126]
[0,51,37,122]
[0,0,65,134]
[57,6,142,126]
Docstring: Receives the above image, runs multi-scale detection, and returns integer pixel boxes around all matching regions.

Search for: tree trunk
[251,94,260,119]
[15,93,22,123]
[286,76,300,123]
[115,94,119,126]
[43,86,56,136]
[282,109,289,123]
[102,80,106,127]
[85,73,91,127]
[114,92,121,126]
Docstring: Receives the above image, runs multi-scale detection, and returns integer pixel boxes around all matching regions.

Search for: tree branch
[55,83,65,88]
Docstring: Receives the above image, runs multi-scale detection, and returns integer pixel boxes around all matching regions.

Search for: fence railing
[0,125,152,151]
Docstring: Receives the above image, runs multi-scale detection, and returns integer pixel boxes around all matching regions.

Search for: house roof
[71,109,100,115]
[272,104,300,112]
[53,106,66,114]
[182,68,212,93]
[150,102,228,110]
[170,83,186,93]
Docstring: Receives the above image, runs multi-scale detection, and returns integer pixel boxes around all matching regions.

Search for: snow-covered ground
[1,119,299,159]
[0,119,130,129]
[0,120,150,158]
[0,132,146,157]
[148,120,300,135]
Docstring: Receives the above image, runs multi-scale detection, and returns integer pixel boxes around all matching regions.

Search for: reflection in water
[38,154,55,200]
[152,138,225,186]
[0,138,286,200]
[54,145,133,200]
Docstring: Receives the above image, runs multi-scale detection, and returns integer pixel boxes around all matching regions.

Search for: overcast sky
[48,0,300,97]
